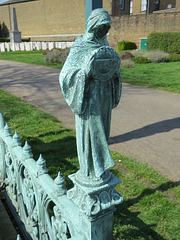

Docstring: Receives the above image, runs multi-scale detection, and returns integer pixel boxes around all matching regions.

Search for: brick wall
[0,0,113,40]
[0,0,86,38]
[0,0,179,49]
[108,11,180,48]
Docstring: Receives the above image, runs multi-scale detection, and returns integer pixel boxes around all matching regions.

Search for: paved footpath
[0,60,180,182]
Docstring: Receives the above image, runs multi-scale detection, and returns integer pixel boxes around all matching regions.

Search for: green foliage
[0,24,2,38]
[0,38,30,42]
[45,48,70,64]
[133,56,151,64]
[169,53,180,62]
[117,41,136,51]
[0,50,63,69]
[122,62,180,93]
[0,38,10,42]
[1,50,180,93]
[147,32,180,54]
[21,38,31,42]
[0,22,9,38]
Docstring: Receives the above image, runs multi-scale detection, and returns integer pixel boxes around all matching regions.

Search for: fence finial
[13,131,21,147]
[23,141,33,159]
[4,124,12,137]
[36,154,48,175]
[54,172,67,195]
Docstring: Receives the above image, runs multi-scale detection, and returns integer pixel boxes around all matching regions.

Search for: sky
[0,0,8,2]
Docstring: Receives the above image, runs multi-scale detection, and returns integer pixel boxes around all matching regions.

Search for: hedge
[133,56,151,64]
[0,38,30,42]
[147,32,180,54]
[117,41,136,51]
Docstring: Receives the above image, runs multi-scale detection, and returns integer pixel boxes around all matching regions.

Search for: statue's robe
[59,35,121,178]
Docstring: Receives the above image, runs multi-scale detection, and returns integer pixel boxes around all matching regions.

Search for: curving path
[0,60,180,182]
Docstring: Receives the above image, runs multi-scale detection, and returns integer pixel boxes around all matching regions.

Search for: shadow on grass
[112,166,180,240]
[21,131,79,190]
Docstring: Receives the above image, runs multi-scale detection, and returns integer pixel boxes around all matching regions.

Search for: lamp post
[85,0,103,22]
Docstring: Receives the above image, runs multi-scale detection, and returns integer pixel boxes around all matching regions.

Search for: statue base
[10,30,21,43]
[67,171,123,217]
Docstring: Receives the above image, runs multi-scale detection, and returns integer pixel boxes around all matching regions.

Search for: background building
[0,0,179,48]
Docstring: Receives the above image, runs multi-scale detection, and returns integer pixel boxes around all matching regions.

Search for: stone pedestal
[67,171,123,239]
[10,31,21,44]
[80,208,115,240]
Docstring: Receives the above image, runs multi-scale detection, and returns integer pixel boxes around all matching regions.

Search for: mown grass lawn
[0,89,179,240]
[0,50,180,94]
[122,62,180,94]
[0,50,63,69]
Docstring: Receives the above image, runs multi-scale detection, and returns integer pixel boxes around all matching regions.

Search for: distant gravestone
[36,42,42,50]
[15,43,20,51]
[48,42,54,50]
[6,43,10,51]
[20,42,25,51]
[61,42,67,49]
[10,43,15,51]
[55,42,60,48]
[0,43,5,52]
[66,42,74,48]
[30,42,33,50]
[24,42,31,51]
[10,7,21,43]
[42,42,48,50]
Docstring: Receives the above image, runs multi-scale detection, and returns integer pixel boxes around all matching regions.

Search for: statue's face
[95,24,110,39]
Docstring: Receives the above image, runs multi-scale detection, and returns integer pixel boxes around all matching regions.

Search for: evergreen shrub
[133,56,151,64]
[117,41,136,51]
[169,53,180,62]
[0,38,10,42]
[0,38,30,42]
[147,32,180,54]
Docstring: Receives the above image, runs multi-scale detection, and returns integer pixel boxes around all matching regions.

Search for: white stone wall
[0,41,74,52]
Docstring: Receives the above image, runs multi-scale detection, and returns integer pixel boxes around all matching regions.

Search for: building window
[155,0,159,11]
[141,0,147,11]
[130,0,133,13]
[119,0,125,10]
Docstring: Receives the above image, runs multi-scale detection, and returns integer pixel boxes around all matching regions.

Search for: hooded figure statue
[59,9,121,181]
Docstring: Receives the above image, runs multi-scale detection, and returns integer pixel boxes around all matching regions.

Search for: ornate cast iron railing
[0,109,84,240]
[0,107,123,240]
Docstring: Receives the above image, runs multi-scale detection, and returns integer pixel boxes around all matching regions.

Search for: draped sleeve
[59,43,90,115]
